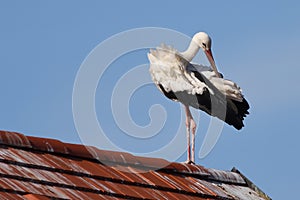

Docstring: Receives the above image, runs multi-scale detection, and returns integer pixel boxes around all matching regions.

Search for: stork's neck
[180,39,200,62]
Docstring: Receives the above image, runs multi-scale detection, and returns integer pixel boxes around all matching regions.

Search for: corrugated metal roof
[0,130,271,200]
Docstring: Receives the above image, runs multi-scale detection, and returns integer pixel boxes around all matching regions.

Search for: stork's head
[193,32,212,51]
[193,32,221,78]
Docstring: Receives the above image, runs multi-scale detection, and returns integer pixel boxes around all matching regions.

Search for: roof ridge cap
[231,167,272,200]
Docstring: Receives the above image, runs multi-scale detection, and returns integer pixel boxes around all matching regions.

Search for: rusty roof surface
[0,130,271,200]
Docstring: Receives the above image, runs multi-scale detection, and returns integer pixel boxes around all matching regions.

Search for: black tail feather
[225,98,250,130]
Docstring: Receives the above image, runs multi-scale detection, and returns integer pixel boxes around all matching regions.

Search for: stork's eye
[202,43,206,47]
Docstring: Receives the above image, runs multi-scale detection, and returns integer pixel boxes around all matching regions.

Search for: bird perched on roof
[148,32,249,164]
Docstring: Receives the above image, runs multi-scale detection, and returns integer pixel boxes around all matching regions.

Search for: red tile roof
[0,130,271,200]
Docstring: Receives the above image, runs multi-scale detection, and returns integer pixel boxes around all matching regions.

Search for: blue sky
[1,1,300,199]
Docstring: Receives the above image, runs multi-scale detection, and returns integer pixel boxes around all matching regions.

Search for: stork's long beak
[205,49,221,78]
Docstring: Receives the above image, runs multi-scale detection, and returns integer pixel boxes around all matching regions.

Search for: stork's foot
[184,160,195,165]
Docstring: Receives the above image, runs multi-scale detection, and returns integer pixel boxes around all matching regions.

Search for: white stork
[148,32,249,164]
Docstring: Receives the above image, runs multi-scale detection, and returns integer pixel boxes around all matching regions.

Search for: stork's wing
[187,63,244,102]
[158,64,250,130]
[186,62,250,129]
[148,44,209,96]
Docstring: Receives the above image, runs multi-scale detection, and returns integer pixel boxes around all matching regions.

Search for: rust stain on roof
[0,130,271,200]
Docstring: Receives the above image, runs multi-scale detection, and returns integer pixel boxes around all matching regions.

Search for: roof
[0,130,271,200]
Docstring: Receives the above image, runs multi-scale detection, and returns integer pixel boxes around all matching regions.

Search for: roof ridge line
[0,131,172,169]
[0,131,222,177]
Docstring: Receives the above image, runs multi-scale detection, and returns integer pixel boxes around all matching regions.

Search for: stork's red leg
[184,105,196,164]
